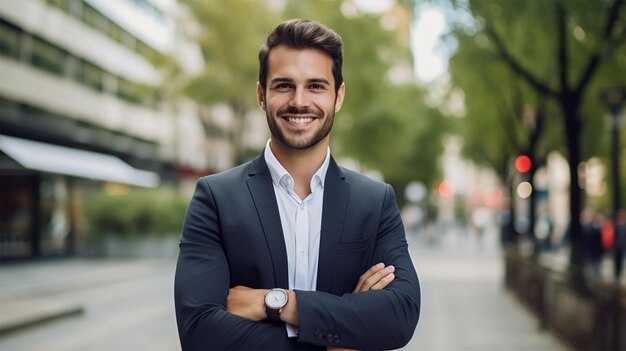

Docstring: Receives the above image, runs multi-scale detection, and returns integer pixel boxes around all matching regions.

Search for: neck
[270,138,328,199]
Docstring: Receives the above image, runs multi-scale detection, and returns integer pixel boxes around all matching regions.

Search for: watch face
[265,289,288,309]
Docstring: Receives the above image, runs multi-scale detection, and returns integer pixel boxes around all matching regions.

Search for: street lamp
[600,86,626,283]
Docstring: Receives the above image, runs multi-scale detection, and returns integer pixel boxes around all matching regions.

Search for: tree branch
[484,22,559,100]
[495,96,522,153]
[575,0,625,98]
[556,3,569,96]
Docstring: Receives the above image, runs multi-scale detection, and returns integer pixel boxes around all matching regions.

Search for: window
[77,60,103,91]
[108,22,123,43]
[117,78,142,103]
[44,0,68,12]
[120,31,137,51]
[82,3,101,29]
[30,37,66,76]
[0,97,21,121]
[0,21,21,59]
[136,41,158,61]
[82,3,112,34]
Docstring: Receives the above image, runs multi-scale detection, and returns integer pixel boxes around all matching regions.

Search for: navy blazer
[174,152,420,350]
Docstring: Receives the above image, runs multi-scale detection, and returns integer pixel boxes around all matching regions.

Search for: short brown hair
[258,19,343,93]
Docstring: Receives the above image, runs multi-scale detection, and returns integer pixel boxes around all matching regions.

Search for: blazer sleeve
[295,184,421,350]
[174,178,315,350]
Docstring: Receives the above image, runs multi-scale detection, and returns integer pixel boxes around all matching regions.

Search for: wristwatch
[264,288,289,322]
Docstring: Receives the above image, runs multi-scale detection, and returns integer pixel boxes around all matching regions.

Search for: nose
[289,87,309,109]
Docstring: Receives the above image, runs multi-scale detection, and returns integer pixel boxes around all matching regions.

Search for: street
[0,224,569,351]
[0,259,180,351]
[404,225,569,351]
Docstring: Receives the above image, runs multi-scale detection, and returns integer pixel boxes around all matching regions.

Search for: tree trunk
[563,98,586,286]
[231,103,247,165]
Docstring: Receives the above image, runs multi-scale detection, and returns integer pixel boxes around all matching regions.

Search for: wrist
[264,288,289,322]
[280,290,299,326]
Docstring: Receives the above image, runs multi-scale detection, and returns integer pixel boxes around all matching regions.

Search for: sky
[412,6,448,83]
[354,0,449,84]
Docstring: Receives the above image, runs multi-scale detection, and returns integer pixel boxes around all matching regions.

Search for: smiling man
[174,19,420,350]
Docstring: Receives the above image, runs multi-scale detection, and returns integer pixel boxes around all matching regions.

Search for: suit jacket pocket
[337,237,369,253]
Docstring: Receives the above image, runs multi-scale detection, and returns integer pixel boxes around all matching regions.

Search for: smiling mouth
[284,116,315,124]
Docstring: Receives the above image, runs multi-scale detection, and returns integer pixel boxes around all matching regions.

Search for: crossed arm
[227,262,397,324]
[227,263,396,351]
[175,178,420,350]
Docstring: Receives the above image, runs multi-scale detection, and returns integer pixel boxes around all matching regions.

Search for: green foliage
[283,0,447,192]
[83,188,188,237]
[179,0,277,107]
[172,0,449,200]
[448,0,625,179]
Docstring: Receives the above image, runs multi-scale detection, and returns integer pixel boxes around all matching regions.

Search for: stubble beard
[266,105,335,151]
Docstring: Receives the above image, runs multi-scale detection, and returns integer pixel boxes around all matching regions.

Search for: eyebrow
[269,77,293,85]
[269,77,331,86]
[307,78,331,86]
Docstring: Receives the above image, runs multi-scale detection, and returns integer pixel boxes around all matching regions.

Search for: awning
[0,135,160,187]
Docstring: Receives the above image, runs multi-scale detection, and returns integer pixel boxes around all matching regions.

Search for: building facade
[0,0,226,259]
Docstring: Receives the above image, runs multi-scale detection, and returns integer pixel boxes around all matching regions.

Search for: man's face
[257,45,345,151]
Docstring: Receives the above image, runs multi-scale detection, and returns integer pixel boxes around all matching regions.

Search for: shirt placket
[294,201,309,290]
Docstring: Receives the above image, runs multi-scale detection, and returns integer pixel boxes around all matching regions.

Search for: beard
[266,105,335,150]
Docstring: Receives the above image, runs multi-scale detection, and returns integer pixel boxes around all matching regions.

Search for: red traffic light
[437,180,455,198]
[515,155,532,173]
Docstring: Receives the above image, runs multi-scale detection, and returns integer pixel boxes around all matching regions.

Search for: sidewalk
[0,258,175,338]
[0,227,572,351]
[403,225,571,351]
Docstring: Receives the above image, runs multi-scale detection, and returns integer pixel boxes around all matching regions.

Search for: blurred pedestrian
[614,209,626,281]
[581,208,604,279]
[174,19,420,350]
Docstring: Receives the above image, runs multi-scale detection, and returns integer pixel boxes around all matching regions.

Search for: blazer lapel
[316,157,349,292]
[246,154,289,289]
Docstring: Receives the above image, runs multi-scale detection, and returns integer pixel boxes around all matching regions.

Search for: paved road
[403,226,570,351]
[0,258,180,351]
[0,225,570,351]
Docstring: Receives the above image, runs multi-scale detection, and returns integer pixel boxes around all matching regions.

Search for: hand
[353,263,395,293]
[227,286,266,321]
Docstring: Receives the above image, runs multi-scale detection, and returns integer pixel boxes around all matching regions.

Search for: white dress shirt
[264,140,330,336]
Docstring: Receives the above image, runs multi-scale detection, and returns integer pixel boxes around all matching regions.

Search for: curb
[0,299,84,336]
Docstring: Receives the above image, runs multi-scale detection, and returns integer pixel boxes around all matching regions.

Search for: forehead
[267,45,334,83]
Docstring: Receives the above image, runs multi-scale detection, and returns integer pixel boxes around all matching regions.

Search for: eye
[309,84,325,90]
[274,83,293,90]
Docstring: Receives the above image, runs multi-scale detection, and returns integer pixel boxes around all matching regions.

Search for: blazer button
[326,333,334,343]
[314,330,323,340]
[333,334,341,344]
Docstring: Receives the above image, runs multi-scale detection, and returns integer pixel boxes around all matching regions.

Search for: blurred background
[0,0,624,350]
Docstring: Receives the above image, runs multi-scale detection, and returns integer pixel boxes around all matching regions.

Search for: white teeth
[287,117,313,124]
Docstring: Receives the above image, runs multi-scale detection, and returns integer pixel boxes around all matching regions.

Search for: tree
[284,0,448,196]
[177,0,278,164]
[173,0,448,201]
[448,0,626,275]
[448,26,562,251]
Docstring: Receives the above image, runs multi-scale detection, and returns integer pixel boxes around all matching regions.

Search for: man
[174,19,420,350]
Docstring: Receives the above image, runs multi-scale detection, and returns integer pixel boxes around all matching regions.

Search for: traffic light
[515,155,532,173]
[437,180,455,198]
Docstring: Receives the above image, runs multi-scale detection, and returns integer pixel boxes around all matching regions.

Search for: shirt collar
[264,139,330,192]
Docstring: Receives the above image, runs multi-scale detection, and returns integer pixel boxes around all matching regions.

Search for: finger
[360,265,395,291]
[371,272,395,290]
[361,265,394,291]
[353,263,385,293]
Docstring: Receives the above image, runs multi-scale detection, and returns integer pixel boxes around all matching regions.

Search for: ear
[257,82,266,111]
[334,82,346,112]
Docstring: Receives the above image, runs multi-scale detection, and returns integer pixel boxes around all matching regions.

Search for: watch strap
[265,306,282,322]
